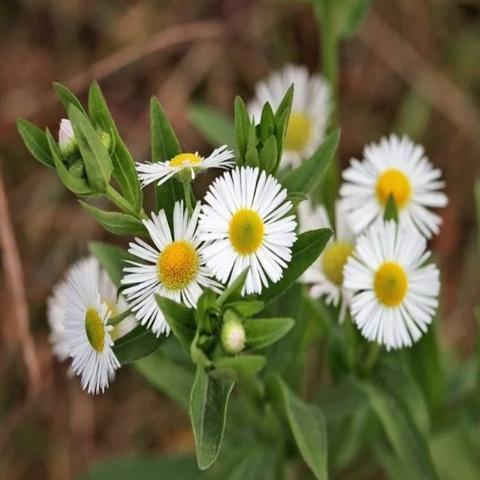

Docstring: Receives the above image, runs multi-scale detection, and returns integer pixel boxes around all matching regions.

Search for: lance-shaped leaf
[260,228,332,304]
[274,84,294,123]
[68,105,113,192]
[46,130,93,195]
[224,300,265,317]
[360,381,441,480]
[282,129,339,195]
[155,295,196,352]
[113,324,164,365]
[215,268,249,308]
[89,241,133,287]
[259,102,276,144]
[53,82,86,115]
[189,103,235,148]
[80,201,147,236]
[211,355,266,382]
[234,96,251,163]
[17,118,53,169]
[88,82,142,211]
[190,367,234,470]
[259,135,277,173]
[267,375,328,480]
[244,317,294,350]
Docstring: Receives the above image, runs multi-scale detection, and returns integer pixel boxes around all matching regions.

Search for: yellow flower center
[229,209,265,255]
[169,152,202,168]
[284,112,312,153]
[322,241,354,286]
[157,240,199,290]
[85,307,106,352]
[376,169,412,209]
[374,262,408,307]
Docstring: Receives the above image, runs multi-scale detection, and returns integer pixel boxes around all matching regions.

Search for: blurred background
[1,0,479,478]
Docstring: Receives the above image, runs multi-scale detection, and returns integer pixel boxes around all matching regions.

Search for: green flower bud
[99,130,111,150]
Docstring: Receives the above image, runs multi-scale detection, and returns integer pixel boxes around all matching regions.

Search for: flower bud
[58,119,77,156]
[221,318,246,354]
[99,130,111,150]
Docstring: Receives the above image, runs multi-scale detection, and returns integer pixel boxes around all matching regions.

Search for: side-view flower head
[199,166,297,295]
[58,118,77,157]
[343,221,440,350]
[122,201,220,335]
[340,134,448,238]
[248,64,331,168]
[299,200,355,322]
[136,145,235,187]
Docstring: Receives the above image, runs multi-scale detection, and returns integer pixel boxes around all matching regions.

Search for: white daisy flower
[343,221,440,351]
[47,257,136,365]
[248,65,331,168]
[62,257,120,394]
[58,118,76,156]
[299,201,355,322]
[121,201,220,335]
[340,134,448,238]
[198,166,297,295]
[136,145,235,187]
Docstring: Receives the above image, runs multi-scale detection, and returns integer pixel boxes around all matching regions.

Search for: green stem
[182,180,193,214]
[363,342,382,374]
[105,185,145,218]
[108,309,131,327]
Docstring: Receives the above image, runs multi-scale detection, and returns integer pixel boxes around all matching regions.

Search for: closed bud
[221,317,246,354]
[58,119,77,156]
[99,130,111,150]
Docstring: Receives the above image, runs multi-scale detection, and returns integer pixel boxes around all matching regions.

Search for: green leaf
[224,300,265,317]
[189,103,235,148]
[339,0,371,38]
[259,102,275,144]
[88,241,132,287]
[259,135,278,173]
[360,381,441,480]
[287,191,308,205]
[88,82,142,211]
[79,454,198,480]
[274,84,294,123]
[155,295,196,352]
[215,268,249,307]
[267,375,328,480]
[383,193,399,222]
[244,317,294,350]
[282,129,340,195]
[17,118,53,169]
[113,324,163,365]
[135,349,193,408]
[190,367,234,470]
[245,124,259,167]
[53,82,86,115]
[68,105,113,192]
[260,228,332,304]
[234,96,251,163]
[150,97,181,163]
[80,201,147,236]
[46,130,93,195]
[211,355,266,381]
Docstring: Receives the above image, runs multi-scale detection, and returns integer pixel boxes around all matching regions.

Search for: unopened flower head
[340,134,448,238]
[136,145,235,187]
[58,118,77,156]
[343,221,440,351]
[121,201,221,335]
[248,65,331,168]
[199,166,297,295]
[221,317,246,354]
[59,257,121,394]
[299,201,355,322]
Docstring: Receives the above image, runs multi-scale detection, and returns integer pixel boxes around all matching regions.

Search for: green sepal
[244,317,294,350]
[80,201,147,236]
[17,118,54,169]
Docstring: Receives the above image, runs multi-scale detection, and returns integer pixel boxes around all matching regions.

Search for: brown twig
[0,170,41,395]
[0,20,224,128]
[358,11,480,142]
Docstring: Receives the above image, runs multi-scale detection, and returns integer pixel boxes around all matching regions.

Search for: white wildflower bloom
[340,134,448,238]
[343,221,440,351]
[47,280,70,362]
[248,65,331,168]
[199,166,297,295]
[136,146,235,187]
[62,257,120,394]
[58,118,76,156]
[299,201,355,322]
[122,201,220,335]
